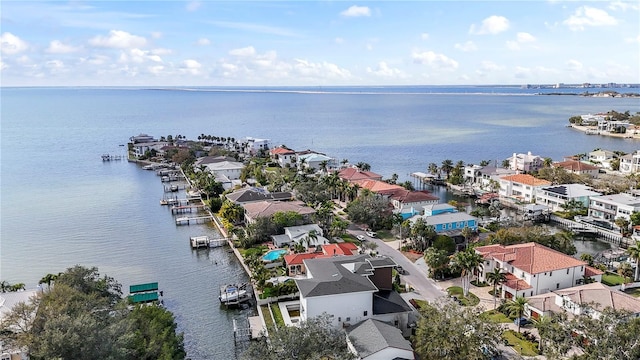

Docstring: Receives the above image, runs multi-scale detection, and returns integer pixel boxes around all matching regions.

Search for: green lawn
[502,330,539,356]
[270,303,285,328]
[260,305,275,332]
[624,288,640,298]
[602,272,626,286]
[481,310,512,323]
[446,286,480,306]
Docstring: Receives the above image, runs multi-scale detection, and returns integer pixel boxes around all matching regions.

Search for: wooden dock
[190,235,228,248]
[171,204,206,214]
[176,215,213,226]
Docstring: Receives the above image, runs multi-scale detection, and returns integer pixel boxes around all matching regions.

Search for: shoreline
[568,124,640,140]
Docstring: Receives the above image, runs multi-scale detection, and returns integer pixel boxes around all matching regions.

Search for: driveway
[347,229,447,302]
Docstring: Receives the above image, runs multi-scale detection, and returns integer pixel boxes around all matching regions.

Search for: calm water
[1,86,639,359]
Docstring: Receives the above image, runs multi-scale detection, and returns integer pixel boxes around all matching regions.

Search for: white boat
[219,284,249,303]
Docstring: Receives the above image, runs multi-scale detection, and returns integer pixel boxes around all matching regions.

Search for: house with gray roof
[535,183,602,212]
[295,254,413,336]
[225,188,293,204]
[346,319,415,360]
[271,224,328,249]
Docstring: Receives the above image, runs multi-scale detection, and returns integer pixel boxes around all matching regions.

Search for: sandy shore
[568,124,640,139]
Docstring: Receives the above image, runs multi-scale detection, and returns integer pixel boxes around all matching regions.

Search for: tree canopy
[242,314,354,360]
[0,266,185,360]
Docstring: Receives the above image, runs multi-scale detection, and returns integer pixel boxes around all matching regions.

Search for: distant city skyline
[1,1,639,87]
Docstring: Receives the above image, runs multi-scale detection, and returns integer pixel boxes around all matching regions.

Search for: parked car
[365,231,376,237]
[514,317,530,326]
[396,266,407,275]
[356,235,365,241]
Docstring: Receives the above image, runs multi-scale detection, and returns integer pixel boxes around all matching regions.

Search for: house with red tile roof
[526,282,640,320]
[339,167,383,182]
[499,174,552,204]
[553,159,600,178]
[353,179,439,218]
[284,243,360,276]
[269,146,296,167]
[475,242,602,299]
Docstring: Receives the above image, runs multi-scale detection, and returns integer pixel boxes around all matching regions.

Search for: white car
[365,231,376,238]
[356,235,366,241]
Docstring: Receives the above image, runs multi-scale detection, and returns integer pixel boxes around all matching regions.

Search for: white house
[475,242,603,299]
[535,184,602,212]
[346,319,415,360]
[463,165,516,190]
[296,152,336,171]
[526,282,640,321]
[588,149,617,169]
[508,151,544,173]
[499,174,551,204]
[132,141,169,158]
[588,193,640,226]
[295,255,413,336]
[269,146,297,168]
[271,224,328,249]
[242,137,271,155]
[620,150,640,174]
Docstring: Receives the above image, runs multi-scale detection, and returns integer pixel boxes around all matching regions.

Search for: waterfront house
[507,151,544,173]
[463,165,517,190]
[354,179,439,218]
[242,200,316,224]
[129,133,156,143]
[193,155,237,168]
[203,160,245,190]
[271,224,328,249]
[284,243,359,276]
[588,149,617,169]
[296,151,336,171]
[588,193,640,227]
[295,254,413,336]
[619,150,640,174]
[225,188,293,205]
[422,203,457,216]
[346,319,415,360]
[535,184,602,212]
[338,167,384,182]
[408,211,478,233]
[499,174,552,204]
[525,282,640,320]
[553,160,600,178]
[269,146,297,168]
[475,243,602,299]
[132,140,169,158]
[241,137,270,156]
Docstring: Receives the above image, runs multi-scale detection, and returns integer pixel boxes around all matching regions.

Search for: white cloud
[454,41,477,52]
[208,21,300,37]
[151,32,162,39]
[0,60,7,71]
[609,1,639,11]
[514,66,531,78]
[181,59,202,75]
[516,32,536,43]
[86,55,110,65]
[151,48,172,55]
[421,33,429,40]
[335,37,345,44]
[469,15,510,35]
[45,59,65,70]
[366,61,405,78]
[89,30,147,49]
[566,59,583,71]
[186,1,201,12]
[1,32,29,55]
[196,38,211,46]
[481,61,504,72]
[563,6,617,31]
[412,50,458,70]
[229,46,256,57]
[340,5,371,17]
[148,65,165,75]
[293,59,352,79]
[46,40,78,54]
[625,35,640,44]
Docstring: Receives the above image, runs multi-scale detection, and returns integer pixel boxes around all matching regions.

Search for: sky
[1,1,639,87]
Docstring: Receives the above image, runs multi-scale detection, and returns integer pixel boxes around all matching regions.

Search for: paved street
[347,228,447,302]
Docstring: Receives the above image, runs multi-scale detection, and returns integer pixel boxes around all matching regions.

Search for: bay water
[1,86,639,358]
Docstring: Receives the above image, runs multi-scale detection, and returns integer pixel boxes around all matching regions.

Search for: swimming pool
[262,249,288,262]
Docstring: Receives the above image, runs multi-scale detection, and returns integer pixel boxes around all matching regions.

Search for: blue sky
[1,1,638,86]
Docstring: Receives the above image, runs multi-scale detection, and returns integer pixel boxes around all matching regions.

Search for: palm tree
[626,241,640,281]
[39,273,58,290]
[306,229,319,249]
[441,159,454,180]
[506,296,529,333]
[615,217,630,235]
[452,249,484,297]
[486,268,507,309]
[427,163,439,176]
[0,281,10,293]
